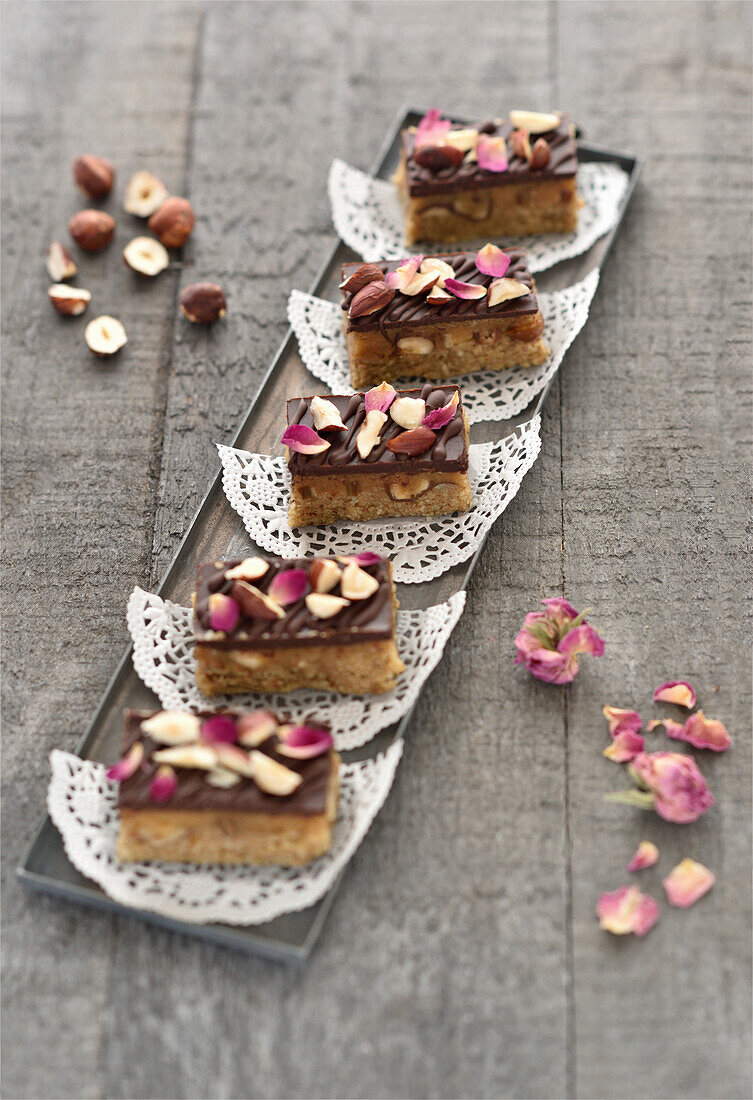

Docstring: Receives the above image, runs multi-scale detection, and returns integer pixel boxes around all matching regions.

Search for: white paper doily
[127,587,466,751]
[48,743,403,926]
[288,269,598,424]
[328,159,629,273]
[218,417,540,583]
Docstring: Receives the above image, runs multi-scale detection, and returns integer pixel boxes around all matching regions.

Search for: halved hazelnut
[213,743,257,778]
[427,286,452,303]
[179,283,227,323]
[248,751,303,796]
[509,109,560,134]
[148,196,195,247]
[69,210,116,252]
[73,154,115,199]
[390,396,426,430]
[152,744,218,770]
[340,562,379,600]
[357,409,387,458]
[124,170,169,217]
[310,396,347,432]
[46,241,77,282]
[420,257,455,287]
[397,336,434,355]
[225,557,269,582]
[230,580,285,620]
[123,236,170,276]
[309,558,341,594]
[511,128,532,161]
[48,284,91,317]
[85,315,127,357]
[489,278,531,307]
[206,767,241,788]
[305,592,350,619]
[339,263,384,295]
[529,138,551,170]
[140,711,202,745]
[402,271,439,296]
[389,475,431,501]
[442,128,479,153]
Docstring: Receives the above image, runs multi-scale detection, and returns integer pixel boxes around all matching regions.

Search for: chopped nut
[213,743,257,777]
[206,767,241,788]
[237,710,279,747]
[402,271,439,296]
[451,192,491,220]
[340,561,380,600]
[420,257,455,287]
[141,711,202,745]
[230,580,285,620]
[414,144,465,171]
[529,138,551,170]
[385,425,436,456]
[442,128,479,153]
[73,154,115,199]
[310,396,347,432]
[305,592,350,619]
[397,336,434,354]
[123,236,170,276]
[389,475,431,500]
[348,280,395,319]
[339,263,384,295]
[248,751,303,796]
[356,409,387,458]
[489,278,531,307]
[152,743,218,770]
[46,241,77,282]
[48,284,91,317]
[225,557,269,582]
[69,210,115,252]
[511,128,532,160]
[148,196,195,247]
[390,396,426,429]
[427,286,452,304]
[309,558,341,594]
[124,170,169,217]
[180,282,227,323]
[509,110,561,134]
[84,315,127,357]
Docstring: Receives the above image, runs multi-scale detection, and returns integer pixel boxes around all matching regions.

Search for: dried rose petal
[107,741,144,782]
[475,243,511,278]
[385,255,423,292]
[149,764,178,803]
[646,717,686,738]
[364,381,397,414]
[339,551,382,567]
[603,706,642,736]
[414,109,452,148]
[422,391,459,430]
[674,711,731,752]
[653,680,697,708]
[603,729,645,763]
[277,724,334,759]
[444,278,487,300]
[596,885,660,937]
[281,424,330,455]
[268,568,309,606]
[208,592,240,633]
[663,858,715,908]
[627,840,659,872]
[200,714,239,745]
[237,709,278,747]
[476,135,509,173]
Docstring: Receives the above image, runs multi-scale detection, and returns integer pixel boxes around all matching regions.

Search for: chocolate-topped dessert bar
[393,109,579,244]
[284,383,472,525]
[113,708,340,866]
[340,246,549,387]
[193,554,404,696]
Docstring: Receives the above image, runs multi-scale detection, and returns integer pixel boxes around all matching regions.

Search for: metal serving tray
[18,106,643,962]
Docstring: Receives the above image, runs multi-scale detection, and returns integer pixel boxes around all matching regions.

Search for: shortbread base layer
[345,316,549,389]
[394,158,579,244]
[117,755,341,866]
[289,468,472,525]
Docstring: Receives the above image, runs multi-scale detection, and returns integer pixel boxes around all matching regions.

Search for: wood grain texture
[2,2,750,1098]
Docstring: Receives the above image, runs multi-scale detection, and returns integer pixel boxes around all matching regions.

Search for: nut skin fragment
[69,210,116,252]
[385,425,437,456]
[84,315,127,357]
[339,263,384,295]
[179,282,227,323]
[48,284,91,317]
[309,558,341,594]
[124,170,169,217]
[148,196,195,247]
[123,236,170,277]
[348,280,395,320]
[72,154,115,199]
[46,241,77,282]
[356,409,387,458]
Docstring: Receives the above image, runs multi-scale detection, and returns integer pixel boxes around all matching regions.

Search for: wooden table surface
[2,2,751,1097]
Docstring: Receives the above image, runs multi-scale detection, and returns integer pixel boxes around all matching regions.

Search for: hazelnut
[529,138,551,170]
[248,751,303,796]
[348,280,394,319]
[508,110,560,135]
[152,744,218,770]
[124,170,169,217]
[356,409,387,458]
[385,426,436,456]
[179,282,227,323]
[390,396,426,430]
[140,712,202,745]
[46,241,77,282]
[414,144,465,171]
[69,210,115,252]
[148,196,195,247]
[305,592,350,620]
[309,396,346,432]
[84,315,127,357]
[230,580,285,621]
[451,192,491,220]
[206,767,241,788]
[72,155,115,199]
[339,263,384,295]
[396,336,434,355]
[225,557,269,582]
[389,475,431,501]
[489,278,531,307]
[123,236,170,276]
[511,128,532,161]
[48,284,91,316]
[420,257,455,287]
[339,562,379,601]
[309,558,341,594]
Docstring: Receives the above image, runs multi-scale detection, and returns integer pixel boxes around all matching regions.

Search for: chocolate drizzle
[194,556,395,649]
[286,385,467,475]
[403,115,577,195]
[117,710,332,814]
[342,249,537,333]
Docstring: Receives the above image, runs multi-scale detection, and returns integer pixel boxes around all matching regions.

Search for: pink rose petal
[603,729,645,763]
[268,568,309,606]
[200,714,239,745]
[603,706,642,736]
[281,424,331,455]
[475,243,511,278]
[422,391,459,430]
[277,724,334,760]
[237,709,278,747]
[208,592,240,633]
[653,680,696,708]
[646,717,686,738]
[364,381,397,414]
[149,764,178,803]
[476,135,509,173]
[678,711,731,752]
[596,885,660,937]
[107,741,144,782]
[627,840,659,872]
[663,858,715,908]
[415,109,452,148]
[339,551,382,567]
[444,278,487,300]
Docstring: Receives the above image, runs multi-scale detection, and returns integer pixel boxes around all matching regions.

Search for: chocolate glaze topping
[117,710,332,814]
[403,114,577,195]
[194,556,394,649]
[342,249,537,333]
[287,384,467,476]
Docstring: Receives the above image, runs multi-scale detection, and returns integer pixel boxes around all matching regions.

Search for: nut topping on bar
[140,711,202,745]
[152,744,218,770]
[509,109,561,134]
[309,558,341,594]
[231,580,286,621]
[385,426,437,456]
[339,262,384,295]
[305,592,350,619]
[489,278,531,306]
[348,280,395,319]
[225,557,269,581]
[357,409,388,458]
[530,138,552,170]
[340,562,380,601]
[420,257,455,286]
[390,396,426,430]
[310,396,347,432]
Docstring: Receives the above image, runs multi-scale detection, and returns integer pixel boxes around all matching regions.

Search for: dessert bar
[283,382,472,524]
[393,108,579,244]
[340,247,549,387]
[193,554,404,696]
[113,708,340,866]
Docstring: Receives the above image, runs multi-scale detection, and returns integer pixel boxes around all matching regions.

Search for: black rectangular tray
[18,105,643,962]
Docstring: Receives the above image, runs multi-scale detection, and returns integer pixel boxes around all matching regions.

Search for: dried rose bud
[364,381,397,414]
[515,598,604,684]
[277,725,333,760]
[149,764,178,803]
[414,109,452,149]
[208,592,240,633]
[200,714,239,745]
[107,741,144,782]
[603,729,644,763]
[268,568,309,606]
[605,751,714,824]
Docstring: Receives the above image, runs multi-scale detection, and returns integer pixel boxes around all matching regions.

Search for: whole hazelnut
[180,282,227,323]
[73,155,115,199]
[69,210,116,252]
[148,197,195,248]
